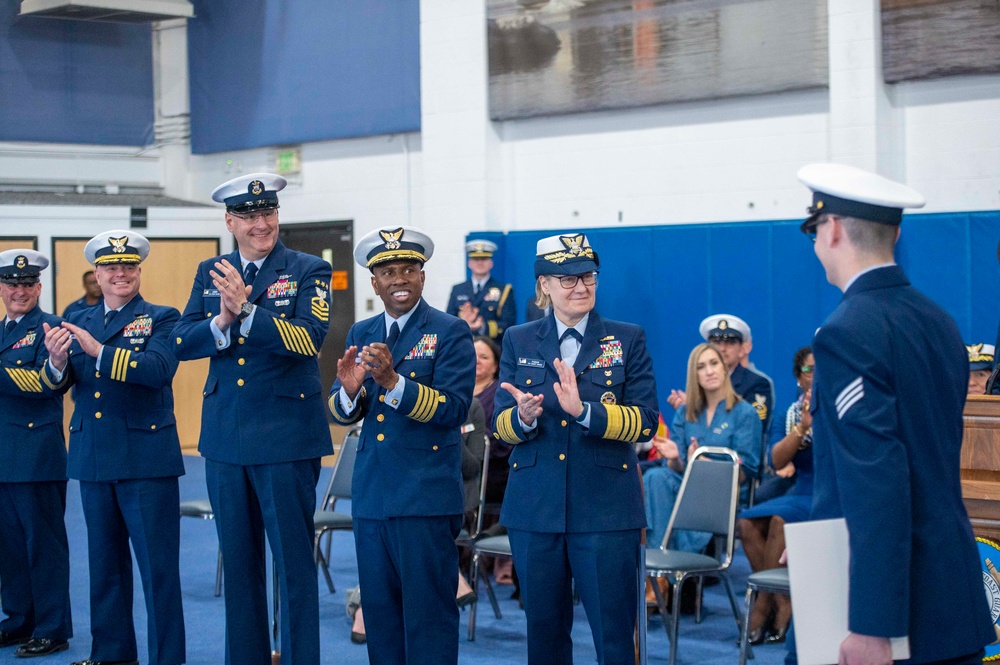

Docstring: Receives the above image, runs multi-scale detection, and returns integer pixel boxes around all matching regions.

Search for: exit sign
[275,147,301,175]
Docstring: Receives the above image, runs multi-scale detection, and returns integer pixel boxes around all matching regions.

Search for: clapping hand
[500,382,545,427]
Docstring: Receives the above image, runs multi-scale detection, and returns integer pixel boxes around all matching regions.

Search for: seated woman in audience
[737,346,815,645]
[643,342,761,551]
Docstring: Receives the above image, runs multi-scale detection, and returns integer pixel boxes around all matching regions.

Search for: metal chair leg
[739,584,757,665]
[668,577,683,665]
[480,559,503,619]
[694,576,704,623]
[637,543,647,665]
[721,574,744,634]
[214,548,223,597]
[468,551,481,641]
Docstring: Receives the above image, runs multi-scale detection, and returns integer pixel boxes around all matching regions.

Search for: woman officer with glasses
[492,233,658,665]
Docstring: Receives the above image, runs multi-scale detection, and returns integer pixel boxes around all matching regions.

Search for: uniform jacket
[494,311,658,533]
[0,306,68,482]
[173,241,334,465]
[329,298,475,520]
[811,265,993,662]
[62,296,101,319]
[731,363,774,439]
[446,276,515,340]
[41,295,184,482]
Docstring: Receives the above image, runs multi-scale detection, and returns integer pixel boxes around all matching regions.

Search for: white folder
[784,517,910,665]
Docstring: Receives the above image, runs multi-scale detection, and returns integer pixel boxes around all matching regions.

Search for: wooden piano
[962,395,1000,542]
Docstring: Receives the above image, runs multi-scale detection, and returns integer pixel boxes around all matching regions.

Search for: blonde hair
[534,276,551,310]
[684,343,739,422]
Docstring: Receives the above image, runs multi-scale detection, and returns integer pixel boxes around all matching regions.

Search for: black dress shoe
[456,591,477,608]
[70,660,140,665]
[0,631,30,648]
[747,625,768,646]
[14,637,69,657]
[765,624,789,644]
[350,631,367,645]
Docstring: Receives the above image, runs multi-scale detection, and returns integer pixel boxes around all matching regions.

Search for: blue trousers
[80,477,184,665]
[0,481,72,641]
[508,528,642,665]
[354,515,462,665]
[206,458,321,665]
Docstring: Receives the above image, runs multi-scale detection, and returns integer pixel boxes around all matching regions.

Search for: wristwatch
[236,301,254,323]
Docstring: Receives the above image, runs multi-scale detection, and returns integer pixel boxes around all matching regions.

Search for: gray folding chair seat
[645,446,744,665]
[739,567,791,665]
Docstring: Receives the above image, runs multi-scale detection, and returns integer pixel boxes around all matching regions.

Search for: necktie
[3,320,15,344]
[104,309,118,328]
[244,262,258,287]
[385,321,400,352]
[560,328,583,344]
[473,283,481,296]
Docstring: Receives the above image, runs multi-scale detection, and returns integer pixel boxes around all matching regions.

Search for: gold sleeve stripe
[602,405,643,443]
[494,407,522,444]
[328,395,355,423]
[111,348,132,382]
[273,319,318,356]
[407,383,441,423]
[40,364,66,390]
[487,320,499,338]
[6,368,42,393]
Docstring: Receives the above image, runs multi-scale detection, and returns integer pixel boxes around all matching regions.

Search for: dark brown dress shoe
[70,660,140,665]
[14,637,69,657]
[0,631,31,648]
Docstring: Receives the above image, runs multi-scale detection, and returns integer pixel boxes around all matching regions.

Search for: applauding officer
[42,231,185,665]
[330,227,475,665]
[173,173,333,665]
[446,239,515,341]
[0,250,72,658]
[800,163,993,665]
[494,234,658,665]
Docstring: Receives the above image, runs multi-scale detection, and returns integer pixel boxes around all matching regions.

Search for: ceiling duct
[19,0,193,23]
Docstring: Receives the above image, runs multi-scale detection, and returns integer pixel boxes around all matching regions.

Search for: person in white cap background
[0,249,73,658]
[41,231,186,665]
[493,233,658,664]
[173,173,333,665]
[446,238,516,341]
[798,163,992,665]
[966,343,994,395]
[330,226,475,665]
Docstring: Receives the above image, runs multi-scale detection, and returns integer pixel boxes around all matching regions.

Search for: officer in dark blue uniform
[42,231,186,665]
[799,162,993,665]
[966,343,994,395]
[173,173,333,665]
[61,270,102,318]
[330,226,475,665]
[0,250,72,658]
[493,233,658,665]
[446,239,515,341]
[700,314,774,439]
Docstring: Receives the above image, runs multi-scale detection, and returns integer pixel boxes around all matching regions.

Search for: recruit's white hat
[354,226,434,270]
[85,230,149,266]
[700,313,751,342]
[211,172,286,214]
[0,249,48,284]
[797,163,925,230]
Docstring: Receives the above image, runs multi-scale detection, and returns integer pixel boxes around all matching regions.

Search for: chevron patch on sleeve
[835,376,864,420]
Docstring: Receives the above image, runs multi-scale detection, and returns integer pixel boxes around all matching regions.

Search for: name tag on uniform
[204,288,221,297]
[518,357,544,368]
[461,423,476,434]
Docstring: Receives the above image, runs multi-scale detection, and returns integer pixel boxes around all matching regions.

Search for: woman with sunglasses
[493,233,657,665]
[737,346,815,645]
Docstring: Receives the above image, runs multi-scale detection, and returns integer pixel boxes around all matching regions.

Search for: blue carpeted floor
[0,455,790,664]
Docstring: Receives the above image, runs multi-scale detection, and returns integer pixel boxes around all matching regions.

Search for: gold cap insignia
[249,180,264,196]
[379,228,404,250]
[109,236,128,254]
[561,234,585,255]
[14,255,26,269]
[718,319,728,329]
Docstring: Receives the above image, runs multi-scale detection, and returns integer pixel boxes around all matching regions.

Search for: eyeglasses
[551,272,598,289]
[802,214,830,243]
[800,364,814,374]
[230,207,279,223]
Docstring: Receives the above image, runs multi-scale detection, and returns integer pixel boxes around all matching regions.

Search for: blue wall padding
[0,4,154,145]
[187,0,421,154]
[473,211,1000,418]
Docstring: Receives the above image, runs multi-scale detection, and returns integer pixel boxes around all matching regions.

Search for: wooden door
[53,238,219,454]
